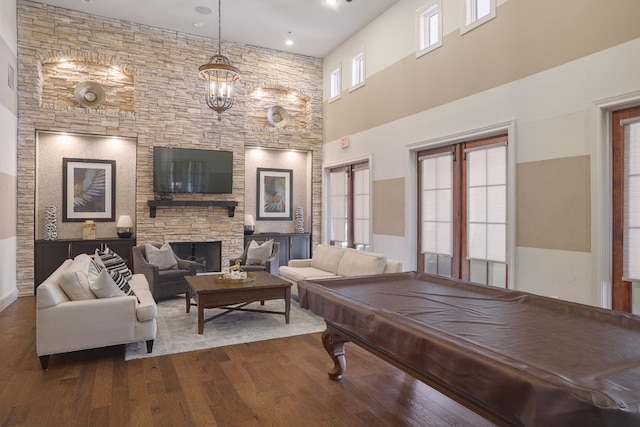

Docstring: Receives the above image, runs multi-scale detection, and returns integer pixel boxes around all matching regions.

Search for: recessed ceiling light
[193,21,204,27]
[195,5,212,15]
[285,39,294,46]
[326,0,337,5]
[81,0,92,4]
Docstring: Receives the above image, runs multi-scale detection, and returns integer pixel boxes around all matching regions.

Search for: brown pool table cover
[298,271,640,426]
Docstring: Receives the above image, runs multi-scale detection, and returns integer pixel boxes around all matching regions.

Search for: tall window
[612,106,640,313]
[416,2,442,57]
[329,161,370,250]
[462,0,496,34]
[351,51,365,90]
[418,135,507,286]
[329,67,341,101]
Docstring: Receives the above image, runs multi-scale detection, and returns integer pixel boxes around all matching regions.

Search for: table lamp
[116,215,134,238]
[244,214,255,235]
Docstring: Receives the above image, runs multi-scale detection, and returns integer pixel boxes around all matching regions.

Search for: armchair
[230,240,280,275]
[132,243,197,301]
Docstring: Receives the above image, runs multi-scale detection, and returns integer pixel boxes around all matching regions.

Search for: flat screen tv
[153,147,233,194]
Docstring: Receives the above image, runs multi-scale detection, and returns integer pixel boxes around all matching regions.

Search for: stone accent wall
[39,49,136,114]
[16,0,323,295]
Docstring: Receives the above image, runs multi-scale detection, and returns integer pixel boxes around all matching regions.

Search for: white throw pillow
[59,271,96,301]
[87,258,102,284]
[67,253,93,275]
[90,267,126,298]
[145,243,178,270]
[246,240,273,265]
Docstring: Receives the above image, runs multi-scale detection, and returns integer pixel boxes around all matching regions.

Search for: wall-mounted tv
[153,147,233,194]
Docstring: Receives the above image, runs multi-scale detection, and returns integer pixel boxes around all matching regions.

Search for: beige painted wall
[0,0,18,311]
[517,156,591,252]
[0,33,17,241]
[0,35,17,116]
[0,172,16,240]
[321,0,640,306]
[372,178,405,236]
[324,0,640,141]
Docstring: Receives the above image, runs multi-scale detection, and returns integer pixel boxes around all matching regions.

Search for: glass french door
[329,161,370,250]
[612,106,640,313]
[418,135,508,286]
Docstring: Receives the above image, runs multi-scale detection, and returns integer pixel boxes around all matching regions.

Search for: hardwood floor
[0,297,495,427]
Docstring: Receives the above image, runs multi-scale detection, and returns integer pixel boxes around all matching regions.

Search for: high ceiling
[37,0,400,58]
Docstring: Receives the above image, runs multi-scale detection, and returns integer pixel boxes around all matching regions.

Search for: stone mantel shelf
[147,200,238,218]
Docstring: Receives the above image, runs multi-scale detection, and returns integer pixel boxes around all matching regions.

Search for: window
[418,135,507,286]
[612,106,640,312]
[350,51,365,90]
[328,161,370,250]
[416,1,442,57]
[462,0,496,34]
[329,67,341,102]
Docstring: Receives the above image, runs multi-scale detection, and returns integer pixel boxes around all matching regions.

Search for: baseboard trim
[0,288,19,312]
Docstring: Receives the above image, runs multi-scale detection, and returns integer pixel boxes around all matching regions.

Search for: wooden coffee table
[185,271,292,334]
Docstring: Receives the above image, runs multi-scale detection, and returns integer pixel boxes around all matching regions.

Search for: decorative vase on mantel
[294,207,304,233]
[44,206,58,240]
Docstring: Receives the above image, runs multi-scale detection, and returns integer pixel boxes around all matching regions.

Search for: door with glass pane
[612,106,640,313]
[329,162,370,250]
[463,139,508,286]
[418,146,459,277]
[418,135,508,286]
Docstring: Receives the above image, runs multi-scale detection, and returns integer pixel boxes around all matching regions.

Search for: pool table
[298,271,640,426]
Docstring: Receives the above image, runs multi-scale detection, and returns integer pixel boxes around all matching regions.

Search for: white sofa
[36,254,157,369]
[279,244,403,296]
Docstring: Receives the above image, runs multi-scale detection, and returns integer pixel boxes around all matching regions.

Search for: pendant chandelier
[198,0,241,120]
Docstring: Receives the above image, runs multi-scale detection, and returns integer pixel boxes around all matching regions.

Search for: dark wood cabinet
[245,233,311,268]
[34,237,136,292]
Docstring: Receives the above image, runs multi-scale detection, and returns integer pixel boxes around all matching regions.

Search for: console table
[34,237,136,292]
[244,233,311,268]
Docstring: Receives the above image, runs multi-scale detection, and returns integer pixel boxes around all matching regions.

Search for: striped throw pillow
[96,247,132,280]
[109,269,139,301]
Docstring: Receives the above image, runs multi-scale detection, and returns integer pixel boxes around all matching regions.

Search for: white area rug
[125,295,326,360]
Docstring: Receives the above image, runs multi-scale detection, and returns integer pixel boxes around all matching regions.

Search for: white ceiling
[38,0,400,58]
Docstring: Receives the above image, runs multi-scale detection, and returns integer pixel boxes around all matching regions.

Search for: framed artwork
[257,168,292,220]
[62,158,115,222]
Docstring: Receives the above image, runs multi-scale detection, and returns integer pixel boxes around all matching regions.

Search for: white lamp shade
[117,215,133,228]
[244,214,255,227]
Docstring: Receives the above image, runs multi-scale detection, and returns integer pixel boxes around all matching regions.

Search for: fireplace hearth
[170,241,221,273]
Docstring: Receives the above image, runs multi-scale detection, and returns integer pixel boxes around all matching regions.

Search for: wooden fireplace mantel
[147,200,238,218]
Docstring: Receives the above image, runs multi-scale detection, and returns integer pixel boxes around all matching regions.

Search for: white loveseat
[279,244,403,296]
[36,254,157,370]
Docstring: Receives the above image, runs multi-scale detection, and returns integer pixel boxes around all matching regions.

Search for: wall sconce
[117,215,134,238]
[244,214,255,235]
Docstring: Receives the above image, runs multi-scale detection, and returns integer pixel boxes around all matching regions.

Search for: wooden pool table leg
[322,329,349,380]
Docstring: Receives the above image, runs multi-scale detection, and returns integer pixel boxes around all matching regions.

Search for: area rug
[125,295,326,360]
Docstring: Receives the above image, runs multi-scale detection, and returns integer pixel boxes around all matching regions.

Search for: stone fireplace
[170,241,222,274]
